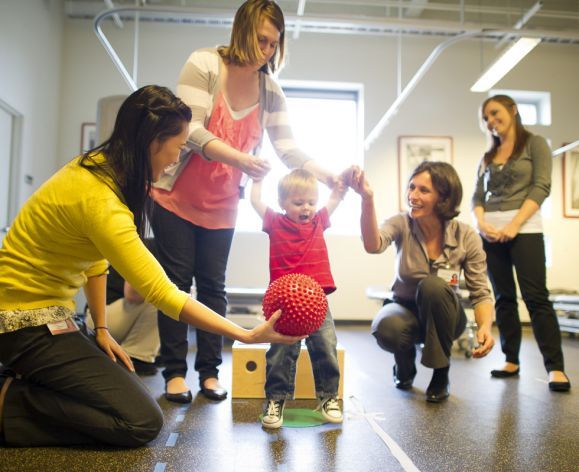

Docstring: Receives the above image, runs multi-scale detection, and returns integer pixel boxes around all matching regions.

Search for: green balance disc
[260,408,328,428]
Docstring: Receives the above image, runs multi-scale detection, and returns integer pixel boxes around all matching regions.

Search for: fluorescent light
[470,37,541,92]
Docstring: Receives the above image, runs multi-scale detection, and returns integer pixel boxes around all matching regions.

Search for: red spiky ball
[262,273,328,336]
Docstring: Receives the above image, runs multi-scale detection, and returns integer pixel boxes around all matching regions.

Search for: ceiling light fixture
[470,37,541,92]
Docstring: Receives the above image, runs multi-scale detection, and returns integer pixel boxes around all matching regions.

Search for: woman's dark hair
[80,85,191,237]
[218,0,285,73]
[409,161,463,220]
[480,94,531,166]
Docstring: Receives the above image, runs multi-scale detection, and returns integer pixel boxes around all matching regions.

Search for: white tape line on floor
[349,396,421,472]
[165,432,179,447]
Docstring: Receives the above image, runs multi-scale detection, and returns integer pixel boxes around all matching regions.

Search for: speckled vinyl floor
[1,324,578,472]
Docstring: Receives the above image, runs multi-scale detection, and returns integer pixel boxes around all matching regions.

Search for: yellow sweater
[0,155,188,326]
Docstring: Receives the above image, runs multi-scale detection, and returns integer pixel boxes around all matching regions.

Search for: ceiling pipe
[103,0,123,28]
[495,0,542,50]
[553,140,579,158]
[92,5,579,134]
[91,5,579,42]
[94,8,137,90]
[364,30,483,150]
[293,0,307,40]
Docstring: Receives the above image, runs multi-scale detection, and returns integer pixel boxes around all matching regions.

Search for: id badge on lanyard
[437,265,460,291]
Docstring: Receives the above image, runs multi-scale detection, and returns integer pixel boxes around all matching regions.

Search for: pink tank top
[152,92,262,229]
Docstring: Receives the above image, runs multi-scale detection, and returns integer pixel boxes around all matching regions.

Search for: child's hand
[339,166,358,187]
[325,170,351,215]
[331,179,349,200]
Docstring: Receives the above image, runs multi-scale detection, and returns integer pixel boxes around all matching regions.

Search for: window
[489,89,551,126]
[236,80,364,234]
[516,103,538,125]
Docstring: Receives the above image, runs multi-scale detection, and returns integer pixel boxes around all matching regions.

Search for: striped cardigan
[154,48,310,191]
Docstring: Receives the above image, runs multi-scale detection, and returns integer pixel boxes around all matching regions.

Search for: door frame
[0,97,23,235]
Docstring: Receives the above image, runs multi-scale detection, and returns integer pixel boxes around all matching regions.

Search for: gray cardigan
[471,134,552,212]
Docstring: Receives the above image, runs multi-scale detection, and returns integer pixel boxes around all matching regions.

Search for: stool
[231,341,345,399]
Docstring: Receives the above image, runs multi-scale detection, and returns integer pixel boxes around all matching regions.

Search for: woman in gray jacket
[472,94,570,392]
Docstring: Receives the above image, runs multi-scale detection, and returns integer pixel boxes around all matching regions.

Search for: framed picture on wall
[562,142,579,218]
[398,135,453,211]
[80,122,96,153]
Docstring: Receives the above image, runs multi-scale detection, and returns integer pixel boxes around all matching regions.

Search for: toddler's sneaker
[261,399,285,429]
[317,396,343,423]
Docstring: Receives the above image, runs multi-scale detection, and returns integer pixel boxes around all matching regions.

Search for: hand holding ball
[262,273,328,336]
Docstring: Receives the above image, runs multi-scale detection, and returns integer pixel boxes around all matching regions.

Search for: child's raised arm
[250,178,267,220]
[325,181,347,217]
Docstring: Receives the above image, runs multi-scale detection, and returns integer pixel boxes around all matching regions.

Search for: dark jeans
[0,325,163,447]
[265,309,340,400]
[483,233,564,372]
[151,201,234,385]
[371,276,466,377]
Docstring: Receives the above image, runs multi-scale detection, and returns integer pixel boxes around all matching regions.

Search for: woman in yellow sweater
[0,85,302,447]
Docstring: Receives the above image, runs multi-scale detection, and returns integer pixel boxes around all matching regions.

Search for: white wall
[4,9,579,320]
[58,19,232,160]
[0,0,64,207]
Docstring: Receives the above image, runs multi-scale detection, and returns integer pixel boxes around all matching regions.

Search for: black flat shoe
[165,390,193,404]
[200,386,228,401]
[426,367,449,403]
[490,367,520,378]
[549,374,571,392]
[426,383,449,403]
[393,365,415,390]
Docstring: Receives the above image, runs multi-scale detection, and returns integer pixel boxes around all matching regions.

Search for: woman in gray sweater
[472,94,570,392]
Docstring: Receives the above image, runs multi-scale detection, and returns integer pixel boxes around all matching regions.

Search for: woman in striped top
[150,0,336,403]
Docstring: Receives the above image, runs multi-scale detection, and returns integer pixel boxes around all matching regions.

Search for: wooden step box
[232,340,345,399]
